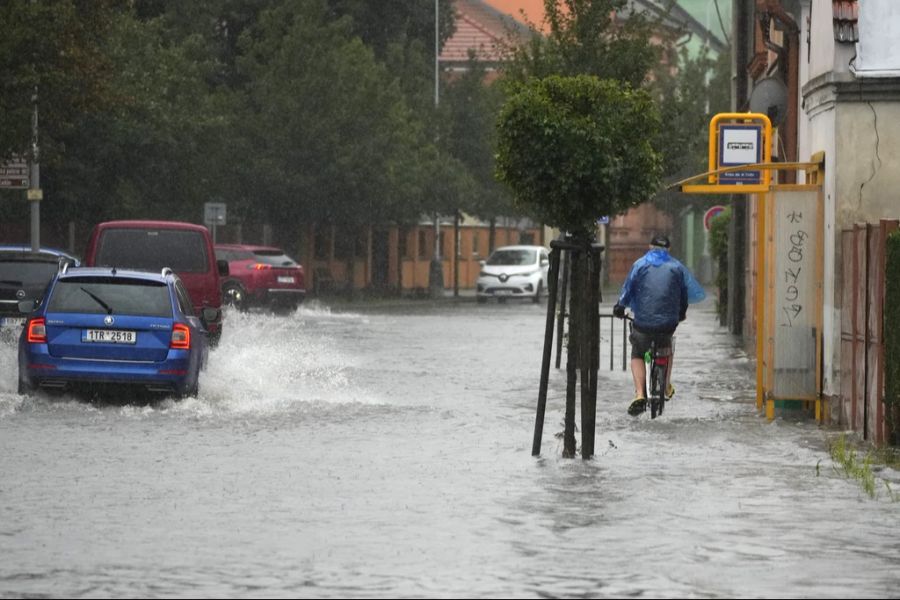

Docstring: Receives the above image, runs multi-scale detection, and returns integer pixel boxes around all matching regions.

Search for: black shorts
[629,329,673,360]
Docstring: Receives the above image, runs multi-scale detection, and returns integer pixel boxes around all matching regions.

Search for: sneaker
[666,383,675,400]
[628,396,647,416]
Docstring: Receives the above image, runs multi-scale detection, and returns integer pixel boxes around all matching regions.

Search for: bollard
[555,250,570,369]
[531,246,561,456]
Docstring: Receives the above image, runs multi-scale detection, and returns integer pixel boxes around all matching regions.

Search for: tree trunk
[564,248,580,458]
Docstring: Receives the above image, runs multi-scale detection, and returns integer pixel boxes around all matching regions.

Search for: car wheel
[222,282,246,312]
[176,378,199,400]
[17,376,35,396]
[532,282,543,304]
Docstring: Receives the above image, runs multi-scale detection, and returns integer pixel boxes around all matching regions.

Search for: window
[97,229,208,273]
[0,259,59,286]
[47,278,172,317]
[174,280,195,316]
[487,249,537,266]
[252,250,297,267]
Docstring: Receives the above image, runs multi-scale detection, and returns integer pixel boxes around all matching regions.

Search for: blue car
[17,266,211,399]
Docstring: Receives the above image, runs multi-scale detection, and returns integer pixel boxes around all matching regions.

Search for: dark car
[83,221,228,345]
[18,266,211,398]
[0,246,79,338]
[215,244,306,312]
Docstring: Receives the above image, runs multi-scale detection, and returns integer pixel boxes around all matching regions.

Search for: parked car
[83,221,228,345]
[17,266,212,398]
[1,246,79,337]
[475,245,550,303]
[215,244,306,312]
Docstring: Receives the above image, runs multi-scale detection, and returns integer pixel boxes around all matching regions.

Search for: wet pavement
[1,296,899,598]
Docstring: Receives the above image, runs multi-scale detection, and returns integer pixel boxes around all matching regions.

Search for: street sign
[0,159,28,189]
[717,124,763,184]
[203,202,226,226]
[703,205,726,231]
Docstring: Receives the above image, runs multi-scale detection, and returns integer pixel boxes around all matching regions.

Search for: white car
[476,245,550,303]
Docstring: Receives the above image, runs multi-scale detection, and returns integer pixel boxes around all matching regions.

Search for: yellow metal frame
[672,150,826,422]
[709,113,772,186]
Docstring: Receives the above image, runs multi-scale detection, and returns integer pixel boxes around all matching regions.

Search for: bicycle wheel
[649,362,662,419]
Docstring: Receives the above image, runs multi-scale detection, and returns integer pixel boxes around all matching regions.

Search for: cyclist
[613,234,706,416]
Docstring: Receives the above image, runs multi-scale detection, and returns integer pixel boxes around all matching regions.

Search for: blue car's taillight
[170,324,190,349]
[27,318,47,343]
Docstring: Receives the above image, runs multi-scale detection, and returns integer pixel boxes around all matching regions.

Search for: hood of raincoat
[617,249,706,331]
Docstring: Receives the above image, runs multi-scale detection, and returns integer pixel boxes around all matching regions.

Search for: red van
[84,221,228,345]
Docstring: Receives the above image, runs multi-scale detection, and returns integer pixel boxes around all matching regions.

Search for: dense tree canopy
[0,0,469,241]
[496,75,661,235]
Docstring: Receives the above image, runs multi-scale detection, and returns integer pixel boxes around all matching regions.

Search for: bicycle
[622,314,674,419]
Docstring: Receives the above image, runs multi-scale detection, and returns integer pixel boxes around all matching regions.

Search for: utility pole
[428,0,444,297]
[29,83,41,252]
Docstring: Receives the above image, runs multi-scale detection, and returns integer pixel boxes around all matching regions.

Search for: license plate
[494,290,512,296]
[1,317,25,327]
[277,276,295,284]
[82,329,137,344]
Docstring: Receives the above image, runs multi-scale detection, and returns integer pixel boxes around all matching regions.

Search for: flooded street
[1,298,899,598]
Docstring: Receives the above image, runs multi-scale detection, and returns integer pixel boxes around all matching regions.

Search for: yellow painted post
[756,190,766,413]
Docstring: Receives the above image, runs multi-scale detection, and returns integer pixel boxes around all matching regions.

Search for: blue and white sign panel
[718,124,762,184]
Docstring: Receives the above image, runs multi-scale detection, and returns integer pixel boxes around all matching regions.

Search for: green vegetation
[0,0,730,252]
[0,0,489,243]
[496,75,661,234]
[709,207,731,322]
[827,434,900,501]
[885,230,900,439]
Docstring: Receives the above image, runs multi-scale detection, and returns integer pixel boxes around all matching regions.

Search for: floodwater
[1,298,899,598]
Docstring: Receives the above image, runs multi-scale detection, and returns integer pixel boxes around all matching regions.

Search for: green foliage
[886,230,900,418]
[828,434,900,501]
[1,0,468,236]
[0,0,118,161]
[495,75,661,234]
[650,46,731,218]
[439,56,514,221]
[501,0,659,89]
[709,207,731,308]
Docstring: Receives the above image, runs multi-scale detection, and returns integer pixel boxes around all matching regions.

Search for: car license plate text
[277,276,295,284]
[83,329,137,344]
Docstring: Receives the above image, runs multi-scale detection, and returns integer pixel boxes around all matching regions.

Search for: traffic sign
[703,205,726,231]
[0,159,28,189]
[204,202,227,226]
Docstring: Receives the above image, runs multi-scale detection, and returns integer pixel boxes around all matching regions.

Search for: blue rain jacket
[617,249,706,333]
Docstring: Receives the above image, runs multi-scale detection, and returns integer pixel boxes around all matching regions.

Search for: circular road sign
[703,205,726,231]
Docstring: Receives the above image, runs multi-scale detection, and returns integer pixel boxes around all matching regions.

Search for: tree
[501,0,659,88]
[496,75,661,236]
[497,74,661,459]
[0,0,117,162]
[234,0,436,232]
[438,55,515,246]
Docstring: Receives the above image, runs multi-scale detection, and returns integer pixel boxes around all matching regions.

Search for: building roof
[440,0,531,66]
